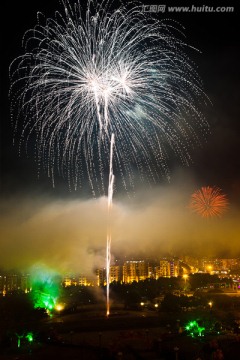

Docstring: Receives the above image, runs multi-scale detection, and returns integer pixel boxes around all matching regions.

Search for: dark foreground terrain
[1,305,240,359]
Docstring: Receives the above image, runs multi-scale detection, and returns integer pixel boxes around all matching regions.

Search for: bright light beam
[106,133,114,316]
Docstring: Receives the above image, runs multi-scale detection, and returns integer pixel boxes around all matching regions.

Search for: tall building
[109,265,121,283]
[79,274,96,286]
[148,265,154,278]
[138,261,147,281]
[63,275,78,287]
[6,274,18,292]
[20,273,31,293]
[0,275,7,295]
[79,275,88,286]
[155,266,161,279]
[171,259,179,277]
[96,268,106,286]
[63,274,96,287]
[221,258,240,271]
[0,272,31,295]
[123,260,146,283]
[96,266,121,286]
[159,259,179,277]
[159,260,170,277]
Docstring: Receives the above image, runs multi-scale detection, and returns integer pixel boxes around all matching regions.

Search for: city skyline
[1,254,240,283]
[0,0,239,273]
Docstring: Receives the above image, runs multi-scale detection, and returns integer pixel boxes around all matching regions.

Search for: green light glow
[30,267,60,312]
[26,332,33,342]
[185,320,205,337]
[16,332,34,348]
[16,334,23,348]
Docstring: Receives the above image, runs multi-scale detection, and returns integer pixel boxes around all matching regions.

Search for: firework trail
[190,186,228,218]
[9,0,209,195]
[106,133,114,316]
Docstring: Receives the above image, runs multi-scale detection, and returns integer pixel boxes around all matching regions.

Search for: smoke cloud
[1,176,239,275]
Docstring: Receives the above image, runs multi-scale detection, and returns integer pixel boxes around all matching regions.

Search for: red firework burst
[190,186,228,218]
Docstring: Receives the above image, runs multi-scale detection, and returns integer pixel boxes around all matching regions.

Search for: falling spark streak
[106,133,114,316]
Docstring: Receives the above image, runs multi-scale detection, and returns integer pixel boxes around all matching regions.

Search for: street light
[206,265,213,275]
[208,301,213,312]
[55,303,64,316]
[55,304,63,312]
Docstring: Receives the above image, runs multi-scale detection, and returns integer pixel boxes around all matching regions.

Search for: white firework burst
[9,0,209,195]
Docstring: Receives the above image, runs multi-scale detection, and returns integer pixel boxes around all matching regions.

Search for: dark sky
[1,0,239,199]
[0,0,239,271]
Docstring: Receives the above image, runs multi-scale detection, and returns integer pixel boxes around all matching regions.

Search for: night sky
[0,0,239,273]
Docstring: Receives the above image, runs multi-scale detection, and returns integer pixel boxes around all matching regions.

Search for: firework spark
[9,0,209,194]
[190,186,228,218]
